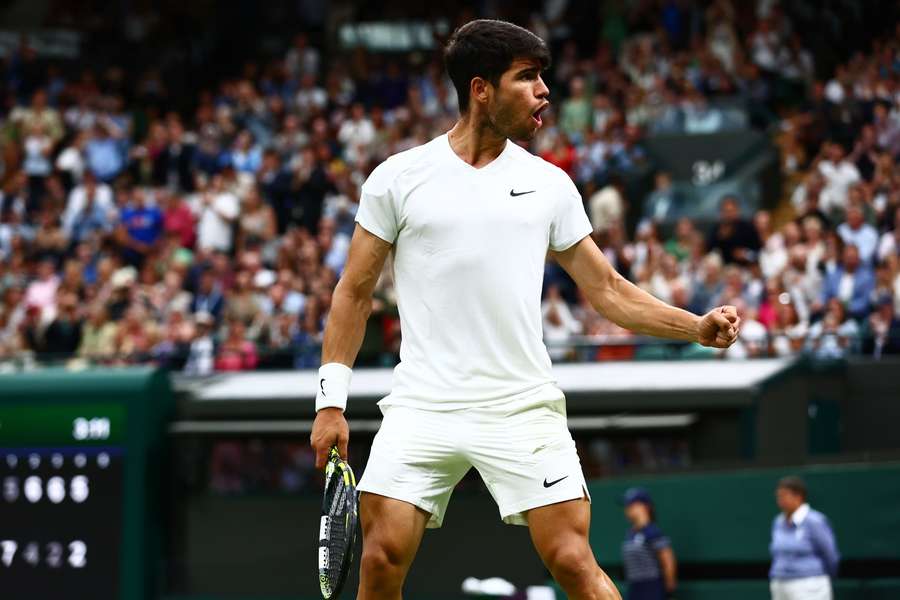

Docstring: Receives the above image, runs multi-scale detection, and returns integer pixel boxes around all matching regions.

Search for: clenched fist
[697,305,741,348]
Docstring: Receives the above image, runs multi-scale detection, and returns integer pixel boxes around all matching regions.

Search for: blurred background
[0,0,899,599]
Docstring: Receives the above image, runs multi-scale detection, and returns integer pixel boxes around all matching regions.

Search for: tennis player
[310,19,740,600]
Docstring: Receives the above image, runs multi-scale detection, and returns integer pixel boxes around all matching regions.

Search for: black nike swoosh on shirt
[319,378,326,396]
[510,189,536,197]
[543,475,569,488]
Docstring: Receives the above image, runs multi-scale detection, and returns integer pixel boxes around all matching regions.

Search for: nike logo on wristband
[510,189,536,197]
[320,378,326,396]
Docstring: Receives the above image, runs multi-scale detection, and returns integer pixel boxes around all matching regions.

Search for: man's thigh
[468,401,589,525]
[526,495,592,553]
[357,406,470,528]
[359,492,430,566]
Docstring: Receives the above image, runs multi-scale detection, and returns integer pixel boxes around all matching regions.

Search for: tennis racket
[318,446,359,600]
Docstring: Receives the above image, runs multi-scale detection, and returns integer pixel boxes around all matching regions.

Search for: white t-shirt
[355,134,591,410]
[818,160,860,213]
[191,192,240,252]
[62,183,115,234]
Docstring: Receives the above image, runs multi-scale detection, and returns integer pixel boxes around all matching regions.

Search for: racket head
[318,447,359,600]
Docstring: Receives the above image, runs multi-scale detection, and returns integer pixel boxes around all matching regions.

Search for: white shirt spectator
[877,230,899,262]
[184,334,215,375]
[23,134,53,177]
[542,297,582,362]
[62,181,115,234]
[56,144,85,180]
[759,232,788,279]
[338,117,376,164]
[824,79,845,104]
[837,222,879,264]
[818,160,860,213]
[750,28,780,71]
[324,232,351,275]
[191,191,240,252]
[295,83,327,117]
[725,316,768,359]
[588,185,624,232]
[771,322,808,357]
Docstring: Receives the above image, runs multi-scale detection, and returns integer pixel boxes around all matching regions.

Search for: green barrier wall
[588,462,900,566]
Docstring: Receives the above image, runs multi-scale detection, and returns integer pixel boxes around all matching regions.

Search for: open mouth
[532,103,548,126]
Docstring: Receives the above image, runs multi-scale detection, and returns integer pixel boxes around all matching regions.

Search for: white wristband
[315,362,352,412]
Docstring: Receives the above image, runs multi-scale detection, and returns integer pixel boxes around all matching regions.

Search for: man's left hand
[697,305,741,348]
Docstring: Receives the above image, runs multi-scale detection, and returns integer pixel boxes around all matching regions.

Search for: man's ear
[470,76,491,107]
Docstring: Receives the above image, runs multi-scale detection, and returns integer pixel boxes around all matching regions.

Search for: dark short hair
[719,195,740,208]
[777,476,808,500]
[444,19,550,113]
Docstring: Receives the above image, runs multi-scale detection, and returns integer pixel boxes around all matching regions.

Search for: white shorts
[770,576,832,600]
[356,397,590,528]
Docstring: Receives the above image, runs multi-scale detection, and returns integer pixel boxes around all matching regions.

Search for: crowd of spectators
[1,1,899,374]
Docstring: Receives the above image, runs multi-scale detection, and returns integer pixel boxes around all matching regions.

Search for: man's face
[846,206,864,229]
[775,487,803,514]
[485,58,549,142]
[828,143,844,162]
[720,200,740,223]
[843,245,860,271]
[200,273,215,293]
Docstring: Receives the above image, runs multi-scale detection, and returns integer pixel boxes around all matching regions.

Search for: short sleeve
[549,175,592,251]
[355,161,400,244]
[644,524,671,551]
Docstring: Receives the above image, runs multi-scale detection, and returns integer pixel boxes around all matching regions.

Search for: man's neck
[447,113,508,169]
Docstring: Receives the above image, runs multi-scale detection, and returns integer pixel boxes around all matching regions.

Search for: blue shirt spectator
[770,503,840,579]
[85,123,127,182]
[227,130,263,173]
[820,244,875,320]
[119,189,163,267]
[836,205,879,265]
[121,202,163,246]
[67,198,113,244]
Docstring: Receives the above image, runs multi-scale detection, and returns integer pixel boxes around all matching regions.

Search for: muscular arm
[321,224,393,365]
[552,236,739,347]
[311,224,392,467]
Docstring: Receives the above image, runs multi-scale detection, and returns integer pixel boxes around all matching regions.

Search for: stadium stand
[1,1,899,371]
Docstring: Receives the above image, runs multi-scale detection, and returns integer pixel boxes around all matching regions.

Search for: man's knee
[544,542,596,583]
[360,542,403,575]
[359,535,413,588]
[543,541,621,600]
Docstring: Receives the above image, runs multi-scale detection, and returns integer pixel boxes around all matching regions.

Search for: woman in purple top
[769,476,840,600]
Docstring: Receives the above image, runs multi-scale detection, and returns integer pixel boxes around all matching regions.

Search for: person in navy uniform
[621,488,677,600]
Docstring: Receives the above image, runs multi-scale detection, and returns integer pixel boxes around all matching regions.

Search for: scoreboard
[0,404,125,599]
[0,369,173,600]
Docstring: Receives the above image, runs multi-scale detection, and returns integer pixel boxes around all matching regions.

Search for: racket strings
[324,480,351,581]
[319,456,358,600]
